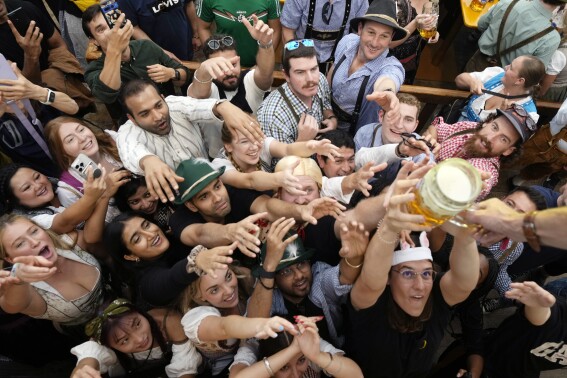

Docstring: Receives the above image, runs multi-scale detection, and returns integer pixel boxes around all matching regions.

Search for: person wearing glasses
[455,55,545,123]
[423,106,536,200]
[344,162,480,377]
[280,0,368,74]
[257,39,339,160]
[81,5,190,106]
[328,0,406,135]
[188,15,274,116]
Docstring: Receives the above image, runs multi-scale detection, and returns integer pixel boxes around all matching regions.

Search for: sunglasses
[322,0,334,25]
[400,133,434,152]
[509,104,537,131]
[207,36,234,50]
[284,39,315,51]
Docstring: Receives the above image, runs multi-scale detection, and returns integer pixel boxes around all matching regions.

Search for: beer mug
[470,0,488,12]
[418,0,439,39]
[407,158,482,227]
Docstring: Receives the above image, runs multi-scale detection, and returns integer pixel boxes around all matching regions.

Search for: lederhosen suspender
[277,86,324,131]
[330,55,370,136]
[304,0,352,65]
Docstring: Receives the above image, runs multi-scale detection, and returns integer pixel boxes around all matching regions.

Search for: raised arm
[242,15,275,91]
[195,315,296,342]
[98,14,133,91]
[350,162,433,310]
[247,217,297,318]
[505,281,556,326]
[438,221,480,306]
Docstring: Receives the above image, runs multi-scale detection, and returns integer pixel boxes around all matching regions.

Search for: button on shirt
[117,96,220,174]
[332,34,405,131]
[433,118,499,200]
[280,0,368,62]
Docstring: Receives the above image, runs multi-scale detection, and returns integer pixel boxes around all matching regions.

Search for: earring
[134,256,140,263]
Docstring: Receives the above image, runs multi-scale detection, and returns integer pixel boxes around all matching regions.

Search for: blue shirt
[280,0,367,62]
[332,34,405,132]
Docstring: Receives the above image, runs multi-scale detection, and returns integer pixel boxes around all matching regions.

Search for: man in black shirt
[168,158,345,258]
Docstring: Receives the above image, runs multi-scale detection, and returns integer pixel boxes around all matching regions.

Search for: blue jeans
[544,278,567,302]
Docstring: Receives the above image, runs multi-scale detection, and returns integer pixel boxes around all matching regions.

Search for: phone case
[100,0,123,28]
[71,154,100,179]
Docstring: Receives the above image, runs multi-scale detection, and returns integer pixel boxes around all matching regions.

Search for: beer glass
[407,158,482,227]
[470,0,488,12]
[418,0,439,39]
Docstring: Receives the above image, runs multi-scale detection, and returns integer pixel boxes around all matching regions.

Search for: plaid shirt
[258,72,332,146]
[489,240,524,298]
[433,117,499,200]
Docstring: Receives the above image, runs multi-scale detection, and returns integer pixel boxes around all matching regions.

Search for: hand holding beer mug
[407,158,482,227]
[418,0,439,40]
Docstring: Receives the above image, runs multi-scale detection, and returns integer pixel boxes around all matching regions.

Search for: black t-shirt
[344,278,452,378]
[169,184,264,244]
[302,215,342,266]
[1,0,54,70]
[485,301,567,378]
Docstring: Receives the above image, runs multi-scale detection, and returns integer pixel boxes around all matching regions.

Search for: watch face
[48,90,56,103]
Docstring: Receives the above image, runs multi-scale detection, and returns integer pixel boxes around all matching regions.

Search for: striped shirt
[117,96,221,174]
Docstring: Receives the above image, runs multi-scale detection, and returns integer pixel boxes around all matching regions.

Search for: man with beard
[117,79,264,203]
[424,105,536,199]
[188,15,274,115]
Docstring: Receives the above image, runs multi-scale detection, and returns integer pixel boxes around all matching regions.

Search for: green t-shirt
[197,0,280,67]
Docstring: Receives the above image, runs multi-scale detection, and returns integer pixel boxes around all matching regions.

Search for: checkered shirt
[433,117,500,200]
[489,240,524,300]
[257,72,332,146]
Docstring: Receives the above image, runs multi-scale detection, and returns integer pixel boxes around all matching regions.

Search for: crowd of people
[1,0,567,377]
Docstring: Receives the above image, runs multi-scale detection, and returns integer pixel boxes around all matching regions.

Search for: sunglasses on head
[509,104,537,131]
[284,39,315,51]
[207,36,234,50]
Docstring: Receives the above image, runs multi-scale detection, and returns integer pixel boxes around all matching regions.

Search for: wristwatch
[174,69,181,81]
[40,89,55,105]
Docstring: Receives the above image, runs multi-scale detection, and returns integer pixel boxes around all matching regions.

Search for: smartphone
[0,53,17,81]
[71,153,102,179]
[100,0,124,29]
[7,6,32,36]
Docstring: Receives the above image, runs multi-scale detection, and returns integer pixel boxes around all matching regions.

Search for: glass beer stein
[418,0,439,39]
[407,158,482,227]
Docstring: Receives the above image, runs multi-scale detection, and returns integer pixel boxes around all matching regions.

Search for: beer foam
[436,165,472,202]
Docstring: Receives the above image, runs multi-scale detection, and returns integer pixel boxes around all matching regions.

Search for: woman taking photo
[178,265,297,377]
[44,116,129,222]
[0,214,104,331]
[230,316,362,378]
[104,213,238,307]
[71,298,201,378]
[0,163,111,243]
[455,55,545,123]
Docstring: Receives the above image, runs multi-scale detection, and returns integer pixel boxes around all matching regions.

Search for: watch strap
[522,211,541,252]
[257,266,276,279]
[39,89,55,105]
[174,69,180,81]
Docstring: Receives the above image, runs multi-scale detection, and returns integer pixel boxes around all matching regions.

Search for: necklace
[227,152,261,173]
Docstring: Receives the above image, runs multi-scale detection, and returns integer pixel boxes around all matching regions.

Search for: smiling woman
[0,214,104,330]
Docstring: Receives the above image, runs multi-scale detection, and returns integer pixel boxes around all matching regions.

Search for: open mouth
[83,140,93,150]
[38,246,52,259]
[293,278,308,290]
[37,186,48,197]
[157,121,168,130]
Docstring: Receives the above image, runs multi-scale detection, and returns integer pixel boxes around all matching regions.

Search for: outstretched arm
[505,281,556,326]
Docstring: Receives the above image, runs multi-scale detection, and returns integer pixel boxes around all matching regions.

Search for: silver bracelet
[193,68,213,84]
[186,245,206,276]
[263,357,274,377]
[257,39,273,49]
